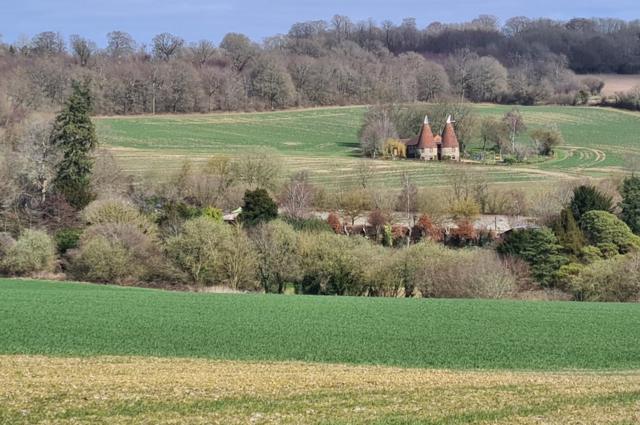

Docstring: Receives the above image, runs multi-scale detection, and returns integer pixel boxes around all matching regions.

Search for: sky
[1,0,639,46]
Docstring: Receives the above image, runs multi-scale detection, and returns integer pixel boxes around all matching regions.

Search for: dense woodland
[2,15,640,122]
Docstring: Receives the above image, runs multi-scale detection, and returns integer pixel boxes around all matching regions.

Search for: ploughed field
[2,279,640,424]
[96,105,640,190]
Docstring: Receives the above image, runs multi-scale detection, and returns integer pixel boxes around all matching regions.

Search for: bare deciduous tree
[152,33,185,61]
[106,31,136,58]
[280,171,314,219]
[69,35,96,67]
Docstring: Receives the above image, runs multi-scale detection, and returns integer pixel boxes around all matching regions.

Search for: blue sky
[1,0,639,46]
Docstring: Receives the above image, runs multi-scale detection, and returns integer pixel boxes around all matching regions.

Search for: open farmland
[2,279,640,424]
[2,279,640,370]
[96,105,640,190]
[2,356,640,425]
[581,74,640,96]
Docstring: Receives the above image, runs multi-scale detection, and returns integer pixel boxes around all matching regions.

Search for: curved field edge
[1,279,639,371]
[1,355,639,425]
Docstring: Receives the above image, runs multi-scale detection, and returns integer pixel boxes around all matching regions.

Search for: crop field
[581,73,640,96]
[2,356,640,424]
[2,279,640,424]
[96,104,640,190]
[2,279,640,370]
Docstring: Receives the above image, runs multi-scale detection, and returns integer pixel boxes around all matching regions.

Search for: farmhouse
[402,115,460,161]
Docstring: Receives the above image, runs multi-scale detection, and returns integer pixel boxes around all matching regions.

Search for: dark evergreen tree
[619,175,640,235]
[50,80,97,209]
[570,185,613,222]
[497,227,568,287]
[551,207,586,257]
[239,188,278,225]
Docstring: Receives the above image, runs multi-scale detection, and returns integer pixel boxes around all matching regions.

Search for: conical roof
[416,116,436,149]
[441,115,459,148]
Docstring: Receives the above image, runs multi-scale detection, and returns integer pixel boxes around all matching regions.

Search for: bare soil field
[581,74,640,95]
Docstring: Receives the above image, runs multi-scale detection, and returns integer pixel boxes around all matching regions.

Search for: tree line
[1,58,639,303]
[1,15,638,123]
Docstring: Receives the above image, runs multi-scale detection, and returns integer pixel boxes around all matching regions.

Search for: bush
[239,188,278,225]
[530,127,564,156]
[570,254,640,302]
[83,197,156,235]
[202,206,223,222]
[166,217,230,285]
[0,233,16,257]
[449,199,480,220]
[619,175,640,234]
[580,210,640,254]
[297,232,368,296]
[217,225,259,291]
[3,229,56,275]
[70,223,160,284]
[570,185,613,221]
[282,216,333,233]
[407,243,516,299]
[551,208,585,257]
[497,227,568,287]
[327,212,342,234]
[55,229,82,254]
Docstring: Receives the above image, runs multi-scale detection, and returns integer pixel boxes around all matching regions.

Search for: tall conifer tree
[50,80,97,209]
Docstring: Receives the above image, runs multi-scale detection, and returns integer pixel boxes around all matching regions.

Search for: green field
[96,105,640,189]
[4,279,640,424]
[2,279,639,370]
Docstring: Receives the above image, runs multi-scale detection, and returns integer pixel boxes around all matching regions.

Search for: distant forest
[1,15,640,119]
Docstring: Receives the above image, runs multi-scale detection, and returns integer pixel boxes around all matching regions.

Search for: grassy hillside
[96,105,640,190]
[2,279,639,370]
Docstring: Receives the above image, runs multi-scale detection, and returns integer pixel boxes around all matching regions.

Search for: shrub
[217,225,259,291]
[619,175,640,234]
[409,243,516,299]
[449,199,480,220]
[570,185,613,221]
[297,232,368,296]
[3,229,56,275]
[0,233,16,257]
[551,207,585,257]
[282,216,332,233]
[166,217,230,285]
[70,223,160,284]
[71,235,137,283]
[415,214,443,242]
[497,228,568,287]
[83,197,156,236]
[447,220,478,247]
[327,212,342,234]
[579,245,604,263]
[202,206,223,222]
[382,138,407,158]
[55,228,82,254]
[570,254,640,302]
[530,127,564,156]
[154,200,203,236]
[580,210,640,254]
[240,188,278,225]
